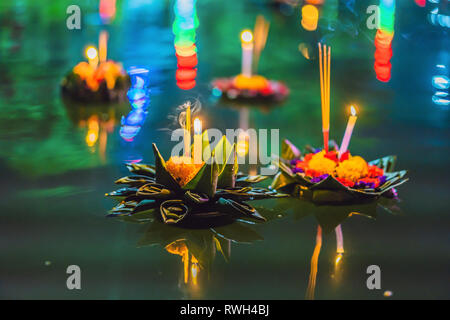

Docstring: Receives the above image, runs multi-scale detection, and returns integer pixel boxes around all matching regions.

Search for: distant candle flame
[194,118,202,135]
[86,46,98,60]
[241,30,253,44]
[350,105,357,116]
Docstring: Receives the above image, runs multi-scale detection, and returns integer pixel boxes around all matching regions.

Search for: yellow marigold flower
[166,156,204,186]
[85,76,99,91]
[308,151,337,175]
[335,155,369,182]
[233,74,269,90]
[73,62,94,80]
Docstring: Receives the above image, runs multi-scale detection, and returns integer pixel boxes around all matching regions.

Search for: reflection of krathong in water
[120,67,151,142]
[99,0,117,24]
[123,218,262,298]
[374,0,395,82]
[173,0,199,90]
[432,63,450,107]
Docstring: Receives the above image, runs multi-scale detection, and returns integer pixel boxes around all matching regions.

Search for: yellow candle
[184,105,191,158]
[99,31,108,63]
[240,30,253,77]
[86,46,99,69]
[193,118,202,164]
[339,105,358,158]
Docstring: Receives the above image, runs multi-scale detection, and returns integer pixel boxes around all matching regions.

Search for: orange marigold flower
[233,74,269,91]
[166,156,204,187]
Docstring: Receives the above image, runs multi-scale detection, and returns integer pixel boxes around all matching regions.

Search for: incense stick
[318,43,331,152]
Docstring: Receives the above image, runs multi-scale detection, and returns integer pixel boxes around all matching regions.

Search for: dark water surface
[0,1,449,299]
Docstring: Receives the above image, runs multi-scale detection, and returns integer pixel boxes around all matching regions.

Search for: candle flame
[350,105,357,116]
[86,46,98,60]
[240,30,253,44]
[193,117,202,135]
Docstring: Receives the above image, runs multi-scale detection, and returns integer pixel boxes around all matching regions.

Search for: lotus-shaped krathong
[211,75,289,103]
[61,61,130,102]
[107,134,286,226]
[271,140,408,204]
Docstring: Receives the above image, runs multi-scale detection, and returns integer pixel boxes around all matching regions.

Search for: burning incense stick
[318,43,331,152]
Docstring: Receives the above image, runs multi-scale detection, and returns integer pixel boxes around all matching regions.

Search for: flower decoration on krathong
[106,134,286,226]
[271,140,408,204]
[212,75,289,102]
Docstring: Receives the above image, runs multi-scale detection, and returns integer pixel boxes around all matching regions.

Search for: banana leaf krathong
[107,134,286,227]
[271,140,409,205]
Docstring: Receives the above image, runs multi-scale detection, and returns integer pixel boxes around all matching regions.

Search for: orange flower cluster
[233,74,269,91]
[166,156,204,187]
[292,150,386,188]
[73,61,125,91]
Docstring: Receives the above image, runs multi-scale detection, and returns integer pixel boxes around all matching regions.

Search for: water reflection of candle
[99,31,108,63]
[193,118,202,164]
[240,30,253,77]
[86,46,98,69]
[339,106,357,158]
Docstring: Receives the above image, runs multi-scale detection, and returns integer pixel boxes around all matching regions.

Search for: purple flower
[310,174,329,183]
[379,175,387,185]
[292,167,304,174]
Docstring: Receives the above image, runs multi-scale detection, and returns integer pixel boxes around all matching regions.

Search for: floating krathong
[61,33,130,102]
[106,133,286,227]
[211,16,289,103]
[271,140,408,204]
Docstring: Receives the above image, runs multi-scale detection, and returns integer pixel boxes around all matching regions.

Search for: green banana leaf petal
[236,174,269,186]
[368,155,397,173]
[211,222,264,243]
[183,160,219,197]
[160,199,190,224]
[105,187,138,200]
[137,183,174,199]
[216,187,286,201]
[125,163,156,177]
[216,138,238,189]
[184,190,210,204]
[115,175,155,187]
[152,143,182,191]
[216,198,266,222]
[281,139,301,160]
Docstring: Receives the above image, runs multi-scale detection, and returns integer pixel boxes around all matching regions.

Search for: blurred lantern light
[374,0,396,82]
[173,0,198,90]
[301,4,319,31]
[432,75,450,90]
[99,0,116,23]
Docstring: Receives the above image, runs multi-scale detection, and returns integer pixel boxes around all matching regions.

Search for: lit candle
[99,31,108,63]
[86,46,99,69]
[338,105,358,158]
[184,104,191,158]
[240,30,253,77]
[193,118,202,164]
